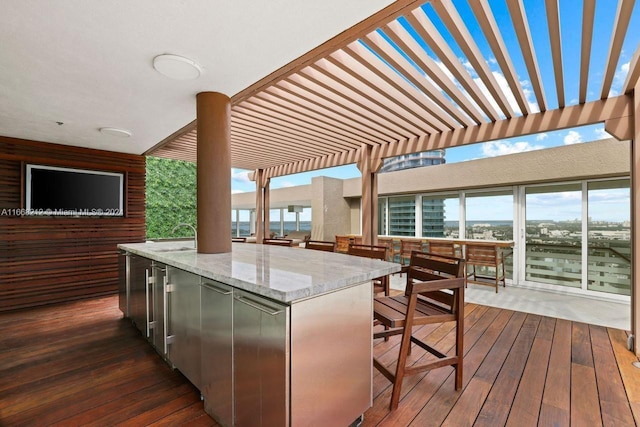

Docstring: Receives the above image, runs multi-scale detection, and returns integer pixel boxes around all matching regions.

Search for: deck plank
[0,294,637,426]
[590,325,636,426]
[538,318,572,426]
[570,322,602,426]
[505,316,555,427]
[472,314,542,427]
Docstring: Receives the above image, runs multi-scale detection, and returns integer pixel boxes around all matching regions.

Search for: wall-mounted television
[25,164,124,216]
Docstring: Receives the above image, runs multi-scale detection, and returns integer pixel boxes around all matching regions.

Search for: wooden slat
[407,8,502,121]
[600,0,637,99]
[505,0,547,111]
[468,0,532,115]
[0,137,146,311]
[623,46,640,94]
[431,0,515,119]
[580,0,596,104]
[544,0,565,108]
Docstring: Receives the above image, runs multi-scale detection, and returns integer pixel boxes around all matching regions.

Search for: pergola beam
[506,0,547,111]
[263,95,632,179]
[544,0,565,108]
[623,46,640,94]
[468,0,532,115]
[579,0,596,104]
[432,0,516,118]
[407,8,502,121]
[600,0,636,99]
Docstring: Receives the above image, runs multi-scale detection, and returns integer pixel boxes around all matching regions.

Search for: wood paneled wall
[0,136,146,311]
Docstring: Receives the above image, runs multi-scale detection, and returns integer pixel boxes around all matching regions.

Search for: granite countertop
[118,241,400,303]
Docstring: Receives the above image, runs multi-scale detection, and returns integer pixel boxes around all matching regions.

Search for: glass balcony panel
[422,194,458,238]
[525,184,582,288]
[587,179,630,295]
[465,191,514,279]
[389,196,415,236]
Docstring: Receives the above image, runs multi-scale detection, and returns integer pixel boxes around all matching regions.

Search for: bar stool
[347,243,390,296]
[305,240,336,252]
[373,251,465,410]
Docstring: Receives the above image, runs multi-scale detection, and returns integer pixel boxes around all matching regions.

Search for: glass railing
[522,243,630,296]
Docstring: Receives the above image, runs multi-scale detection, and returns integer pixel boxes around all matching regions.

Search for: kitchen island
[118,240,400,427]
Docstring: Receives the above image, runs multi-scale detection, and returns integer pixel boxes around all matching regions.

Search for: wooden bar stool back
[348,243,390,296]
[262,238,293,247]
[376,237,397,262]
[465,242,506,292]
[428,240,460,257]
[305,240,336,252]
[334,235,353,253]
[373,251,465,410]
[399,239,423,266]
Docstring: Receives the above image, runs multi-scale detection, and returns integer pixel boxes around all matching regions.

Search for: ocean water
[232,221,311,236]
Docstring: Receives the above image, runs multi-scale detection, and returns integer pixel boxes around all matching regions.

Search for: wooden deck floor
[1,295,638,426]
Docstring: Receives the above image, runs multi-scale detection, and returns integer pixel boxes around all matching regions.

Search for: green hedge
[146,157,197,239]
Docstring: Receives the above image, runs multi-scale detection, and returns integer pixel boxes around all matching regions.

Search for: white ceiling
[0,0,393,155]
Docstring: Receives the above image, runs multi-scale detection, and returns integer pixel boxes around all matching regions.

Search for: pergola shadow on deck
[1,295,638,426]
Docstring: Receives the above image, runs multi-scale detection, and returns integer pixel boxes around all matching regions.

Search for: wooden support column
[357,145,382,245]
[632,84,640,355]
[264,179,271,238]
[196,92,231,253]
[253,169,271,243]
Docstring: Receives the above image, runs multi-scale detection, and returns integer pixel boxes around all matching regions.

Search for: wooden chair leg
[390,329,412,410]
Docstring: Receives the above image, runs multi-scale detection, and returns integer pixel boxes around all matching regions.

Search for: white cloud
[231,189,245,194]
[594,127,610,140]
[481,140,545,157]
[535,133,548,141]
[610,61,631,96]
[231,169,251,184]
[563,130,583,145]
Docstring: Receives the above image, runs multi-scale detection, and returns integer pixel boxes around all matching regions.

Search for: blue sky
[231,0,639,220]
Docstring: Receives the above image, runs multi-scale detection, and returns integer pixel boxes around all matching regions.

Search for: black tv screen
[25,164,124,216]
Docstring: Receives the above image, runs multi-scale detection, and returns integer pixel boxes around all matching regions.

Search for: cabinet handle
[163,274,169,355]
[234,295,284,316]
[145,268,150,338]
[202,281,232,295]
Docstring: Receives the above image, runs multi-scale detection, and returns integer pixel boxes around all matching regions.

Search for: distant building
[379,150,445,173]
[381,150,447,237]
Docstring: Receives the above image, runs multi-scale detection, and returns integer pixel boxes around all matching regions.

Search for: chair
[428,240,460,257]
[377,237,397,262]
[465,242,506,293]
[305,240,336,252]
[347,243,390,296]
[335,235,353,253]
[399,239,423,266]
[262,238,293,247]
[232,237,246,243]
[373,251,465,410]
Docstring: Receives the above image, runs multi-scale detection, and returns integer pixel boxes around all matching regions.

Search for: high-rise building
[379,149,445,173]
[381,150,447,237]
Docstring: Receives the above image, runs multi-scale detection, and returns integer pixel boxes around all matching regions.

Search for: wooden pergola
[146,0,640,355]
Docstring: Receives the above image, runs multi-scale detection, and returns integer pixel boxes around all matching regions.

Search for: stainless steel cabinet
[233,290,289,427]
[167,266,202,389]
[201,280,234,427]
[151,262,169,360]
[128,254,153,337]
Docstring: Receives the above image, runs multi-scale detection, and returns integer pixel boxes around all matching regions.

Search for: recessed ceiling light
[153,54,202,80]
[99,127,132,138]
